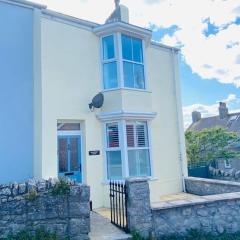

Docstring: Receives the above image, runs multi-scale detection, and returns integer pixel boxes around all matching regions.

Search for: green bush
[51,178,70,196]
[6,228,59,240]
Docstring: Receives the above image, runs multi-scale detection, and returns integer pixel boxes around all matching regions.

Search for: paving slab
[89,211,132,240]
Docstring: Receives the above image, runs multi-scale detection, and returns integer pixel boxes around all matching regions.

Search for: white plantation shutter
[106,123,119,148]
[126,124,135,147]
[126,122,148,148]
[136,123,148,147]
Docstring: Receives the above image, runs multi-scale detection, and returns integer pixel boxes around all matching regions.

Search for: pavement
[89,211,132,240]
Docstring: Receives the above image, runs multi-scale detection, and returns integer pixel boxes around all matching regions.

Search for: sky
[32,0,240,128]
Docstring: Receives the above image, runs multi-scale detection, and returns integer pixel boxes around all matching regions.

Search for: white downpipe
[171,49,187,192]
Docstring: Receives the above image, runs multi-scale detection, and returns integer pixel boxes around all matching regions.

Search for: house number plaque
[89,150,100,156]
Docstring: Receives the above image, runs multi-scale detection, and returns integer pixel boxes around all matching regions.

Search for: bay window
[102,34,145,90]
[105,121,151,180]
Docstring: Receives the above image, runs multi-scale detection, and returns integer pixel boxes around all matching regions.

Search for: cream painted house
[0,0,187,208]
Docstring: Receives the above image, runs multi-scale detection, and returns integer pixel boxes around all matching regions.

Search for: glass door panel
[58,138,68,173]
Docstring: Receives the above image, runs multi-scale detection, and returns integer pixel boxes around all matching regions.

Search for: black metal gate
[109,181,129,232]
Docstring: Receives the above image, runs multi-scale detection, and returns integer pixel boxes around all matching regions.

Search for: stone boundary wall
[209,166,240,182]
[185,177,240,195]
[152,192,240,237]
[126,177,240,239]
[0,179,90,239]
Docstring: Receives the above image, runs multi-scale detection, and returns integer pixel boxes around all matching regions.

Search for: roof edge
[151,41,180,52]
[42,9,99,29]
[0,0,46,9]
[93,21,152,42]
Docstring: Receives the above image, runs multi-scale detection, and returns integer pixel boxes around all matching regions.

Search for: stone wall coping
[151,191,240,211]
[185,177,240,187]
[0,178,89,204]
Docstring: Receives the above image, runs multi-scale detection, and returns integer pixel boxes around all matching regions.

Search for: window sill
[101,87,152,94]
[101,176,158,185]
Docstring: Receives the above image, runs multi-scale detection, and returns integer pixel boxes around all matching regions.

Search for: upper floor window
[102,34,145,90]
[122,35,145,89]
[102,35,118,89]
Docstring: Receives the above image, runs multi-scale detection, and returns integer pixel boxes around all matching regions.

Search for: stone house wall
[126,177,240,238]
[0,179,90,239]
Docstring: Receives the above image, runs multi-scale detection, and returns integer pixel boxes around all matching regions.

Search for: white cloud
[183,94,240,129]
[32,0,240,87]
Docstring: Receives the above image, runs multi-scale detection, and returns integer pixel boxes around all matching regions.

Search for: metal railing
[109,181,129,232]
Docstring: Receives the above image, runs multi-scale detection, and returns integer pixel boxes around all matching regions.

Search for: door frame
[57,130,83,182]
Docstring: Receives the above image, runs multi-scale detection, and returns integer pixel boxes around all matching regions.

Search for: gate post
[125,178,152,238]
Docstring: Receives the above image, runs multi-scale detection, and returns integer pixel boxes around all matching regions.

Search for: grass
[132,230,240,240]
[6,229,60,240]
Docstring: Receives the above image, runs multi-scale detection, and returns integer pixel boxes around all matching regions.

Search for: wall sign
[89,150,100,156]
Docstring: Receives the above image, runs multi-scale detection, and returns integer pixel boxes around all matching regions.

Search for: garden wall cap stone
[185,177,240,186]
[152,192,240,211]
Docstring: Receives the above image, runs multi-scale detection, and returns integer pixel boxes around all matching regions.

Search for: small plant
[132,231,144,240]
[25,189,38,201]
[51,177,70,196]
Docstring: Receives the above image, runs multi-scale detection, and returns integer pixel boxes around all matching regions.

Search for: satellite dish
[89,92,104,110]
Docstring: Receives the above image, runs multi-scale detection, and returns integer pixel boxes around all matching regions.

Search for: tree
[185,127,239,168]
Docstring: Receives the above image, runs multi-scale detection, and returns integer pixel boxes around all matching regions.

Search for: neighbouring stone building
[188,102,240,172]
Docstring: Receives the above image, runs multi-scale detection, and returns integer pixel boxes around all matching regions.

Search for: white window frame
[100,32,147,91]
[103,120,153,181]
[121,35,146,89]
[224,159,232,169]
[101,34,119,90]
[104,122,123,180]
[126,121,151,177]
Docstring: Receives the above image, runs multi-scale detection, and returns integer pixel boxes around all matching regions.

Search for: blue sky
[32,0,240,127]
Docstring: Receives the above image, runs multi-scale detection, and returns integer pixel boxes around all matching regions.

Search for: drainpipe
[171,48,187,192]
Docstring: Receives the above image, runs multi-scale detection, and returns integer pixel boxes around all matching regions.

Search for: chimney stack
[106,0,129,23]
[192,111,201,123]
[219,102,228,119]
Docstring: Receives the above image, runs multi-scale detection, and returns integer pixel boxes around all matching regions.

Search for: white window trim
[224,159,232,169]
[96,111,157,122]
[103,120,153,182]
[126,121,151,177]
[100,32,148,91]
[101,34,119,90]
